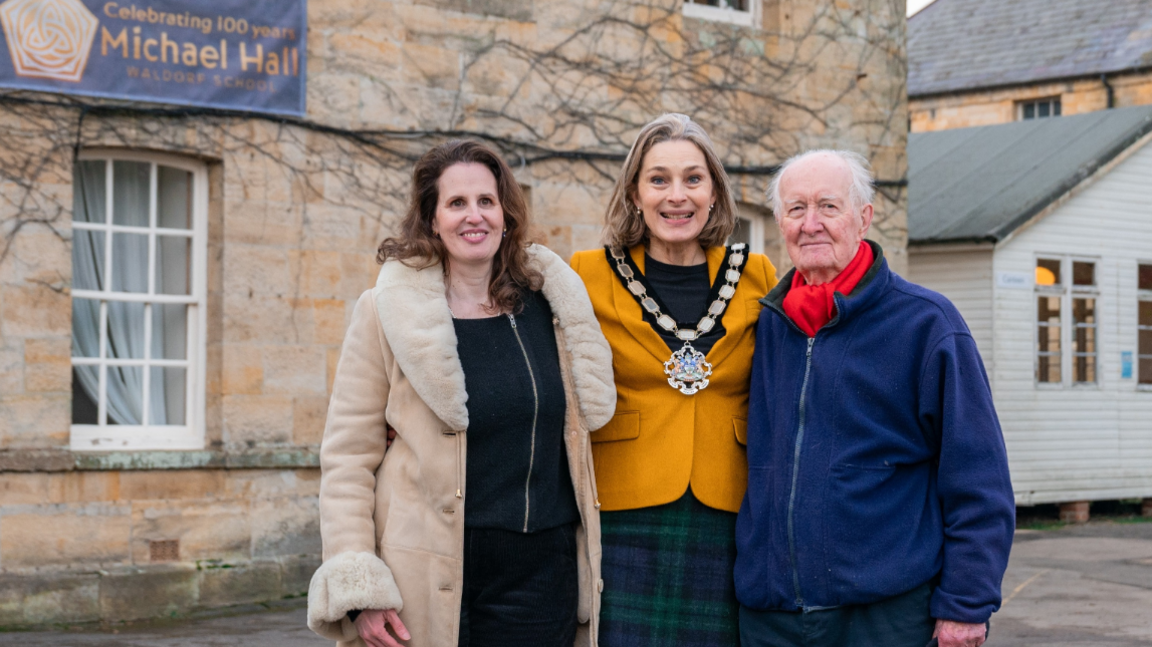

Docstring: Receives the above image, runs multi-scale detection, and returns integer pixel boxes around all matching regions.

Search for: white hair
[767,149,875,220]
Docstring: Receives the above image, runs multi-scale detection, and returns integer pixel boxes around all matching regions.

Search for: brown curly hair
[377,140,541,314]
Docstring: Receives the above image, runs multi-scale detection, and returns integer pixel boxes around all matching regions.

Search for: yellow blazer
[571,245,777,513]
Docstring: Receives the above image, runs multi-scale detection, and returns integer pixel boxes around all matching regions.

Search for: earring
[709,204,715,212]
[502,228,507,238]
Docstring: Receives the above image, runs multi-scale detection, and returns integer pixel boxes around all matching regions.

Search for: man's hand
[934,619,986,647]
[354,608,410,647]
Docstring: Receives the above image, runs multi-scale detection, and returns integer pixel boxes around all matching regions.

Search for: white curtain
[72,161,183,426]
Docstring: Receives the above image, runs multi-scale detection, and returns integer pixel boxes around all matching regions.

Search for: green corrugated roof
[908,106,1152,245]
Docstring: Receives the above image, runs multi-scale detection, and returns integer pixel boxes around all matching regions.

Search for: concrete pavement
[3,520,1151,646]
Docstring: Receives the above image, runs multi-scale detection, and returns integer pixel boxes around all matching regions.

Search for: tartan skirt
[598,490,740,647]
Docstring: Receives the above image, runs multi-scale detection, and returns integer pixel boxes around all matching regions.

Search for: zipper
[508,313,540,533]
[786,336,815,608]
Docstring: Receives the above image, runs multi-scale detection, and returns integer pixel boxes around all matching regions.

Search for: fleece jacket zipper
[786,336,815,607]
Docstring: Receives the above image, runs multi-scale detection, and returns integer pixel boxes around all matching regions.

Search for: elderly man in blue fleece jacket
[735,150,1015,647]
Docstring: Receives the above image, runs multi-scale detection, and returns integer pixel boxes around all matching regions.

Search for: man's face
[777,154,873,285]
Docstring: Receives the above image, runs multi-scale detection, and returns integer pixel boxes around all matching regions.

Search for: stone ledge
[0,449,319,473]
[0,555,319,628]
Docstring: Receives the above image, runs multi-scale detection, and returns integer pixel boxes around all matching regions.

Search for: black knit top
[644,255,726,355]
[453,290,580,533]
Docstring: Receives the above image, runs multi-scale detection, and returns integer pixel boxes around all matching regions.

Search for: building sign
[0,0,305,116]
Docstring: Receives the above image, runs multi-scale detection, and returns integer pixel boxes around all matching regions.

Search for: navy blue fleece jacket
[735,242,1015,623]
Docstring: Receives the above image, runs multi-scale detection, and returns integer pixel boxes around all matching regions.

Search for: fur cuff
[307,551,404,641]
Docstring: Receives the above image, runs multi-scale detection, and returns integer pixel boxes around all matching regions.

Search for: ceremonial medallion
[664,343,712,395]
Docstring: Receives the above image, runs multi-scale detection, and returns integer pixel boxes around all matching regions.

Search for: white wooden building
[908,106,1152,506]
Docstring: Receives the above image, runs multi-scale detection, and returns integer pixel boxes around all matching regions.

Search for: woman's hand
[354,609,410,647]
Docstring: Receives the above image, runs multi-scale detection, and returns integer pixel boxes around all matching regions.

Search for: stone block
[223,295,308,344]
[293,395,329,446]
[0,571,100,626]
[98,566,198,622]
[130,500,251,563]
[0,393,70,448]
[289,250,344,299]
[223,244,293,298]
[312,298,348,346]
[0,472,50,506]
[223,395,294,445]
[198,560,283,608]
[401,42,461,92]
[221,200,304,247]
[263,345,327,395]
[251,496,321,558]
[0,507,132,568]
[46,471,122,503]
[0,284,70,337]
[0,339,24,394]
[340,252,379,299]
[119,469,226,501]
[281,553,322,596]
[226,468,314,499]
[222,344,264,395]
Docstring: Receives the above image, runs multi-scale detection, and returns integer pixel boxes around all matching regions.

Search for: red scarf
[782,242,874,337]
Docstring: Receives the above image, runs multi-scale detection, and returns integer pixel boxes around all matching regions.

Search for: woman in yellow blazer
[570,113,777,646]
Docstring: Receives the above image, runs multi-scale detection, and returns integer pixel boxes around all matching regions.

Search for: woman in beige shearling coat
[307,141,615,647]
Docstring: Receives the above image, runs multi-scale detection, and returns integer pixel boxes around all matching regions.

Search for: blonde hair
[602,113,737,249]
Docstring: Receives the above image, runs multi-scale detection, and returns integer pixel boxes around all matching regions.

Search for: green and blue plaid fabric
[598,490,740,647]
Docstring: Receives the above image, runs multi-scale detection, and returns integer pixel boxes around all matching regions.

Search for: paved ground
[2,520,1150,646]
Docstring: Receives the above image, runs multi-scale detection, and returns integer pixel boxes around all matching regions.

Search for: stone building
[0,0,907,625]
[909,0,1152,133]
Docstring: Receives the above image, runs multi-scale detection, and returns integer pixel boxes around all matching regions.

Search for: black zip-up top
[453,290,580,533]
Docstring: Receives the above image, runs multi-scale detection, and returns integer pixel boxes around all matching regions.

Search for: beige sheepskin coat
[307,244,616,647]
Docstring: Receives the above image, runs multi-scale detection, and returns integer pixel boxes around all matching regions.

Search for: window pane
[1038,295,1061,323]
[111,233,149,293]
[156,236,190,295]
[1072,261,1095,286]
[112,161,150,227]
[105,365,142,425]
[149,366,186,425]
[106,301,145,359]
[1140,265,1152,291]
[1141,358,1152,385]
[1141,301,1152,326]
[1140,329,1152,355]
[1075,354,1095,383]
[1038,355,1061,383]
[1038,324,1061,353]
[1024,103,1035,119]
[151,304,187,360]
[72,367,99,424]
[73,161,107,224]
[157,166,191,230]
[72,298,101,358]
[1036,258,1061,286]
[71,230,105,291]
[1038,102,1051,118]
[1073,297,1095,326]
[730,217,752,247]
[1054,100,1062,116]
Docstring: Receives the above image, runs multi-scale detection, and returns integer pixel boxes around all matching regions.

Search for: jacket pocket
[590,410,640,443]
[734,417,748,446]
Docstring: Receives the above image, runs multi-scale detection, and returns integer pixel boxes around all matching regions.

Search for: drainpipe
[1101,74,1115,109]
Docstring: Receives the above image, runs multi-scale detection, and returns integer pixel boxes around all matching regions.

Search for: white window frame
[70,150,209,451]
[1138,262,1152,389]
[1018,97,1062,121]
[1034,255,1100,389]
[682,0,759,27]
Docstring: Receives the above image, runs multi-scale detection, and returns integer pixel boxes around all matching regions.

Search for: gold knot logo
[1,0,98,82]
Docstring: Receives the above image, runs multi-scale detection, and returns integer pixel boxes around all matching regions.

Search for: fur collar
[374,244,616,432]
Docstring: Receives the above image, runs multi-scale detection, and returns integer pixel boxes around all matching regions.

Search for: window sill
[0,448,319,473]
[682,2,755,27]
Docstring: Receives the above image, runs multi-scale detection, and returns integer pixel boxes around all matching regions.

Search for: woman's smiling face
[633,140,715,250]
[433,162,505,271]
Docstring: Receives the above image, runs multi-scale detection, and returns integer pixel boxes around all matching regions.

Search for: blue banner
[0,0,306,116]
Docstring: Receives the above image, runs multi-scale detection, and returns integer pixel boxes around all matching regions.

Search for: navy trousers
[739,583,937,647]
[458,523,578,647]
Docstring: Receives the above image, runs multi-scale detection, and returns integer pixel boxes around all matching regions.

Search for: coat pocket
[590,410,640,443]
[734,417,748,446]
